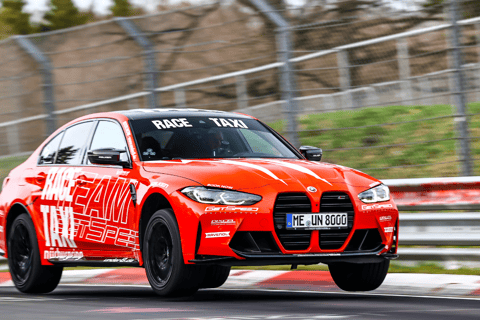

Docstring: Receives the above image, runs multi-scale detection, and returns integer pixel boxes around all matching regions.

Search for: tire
[8,213,63,294]
[328,260,389,292]
[143,209,206,297]
[199,266,231,289]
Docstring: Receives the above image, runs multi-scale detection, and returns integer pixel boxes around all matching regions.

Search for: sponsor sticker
[207,184,234,190]
[151,181,169,189]
[104,258,136,263]
[205,232,230,238]
[379,215,392,222]
[205,206,259,213]
[44,249,84,261]
[384,227,394,233]
[211,219,236,226]
[0,226,3,233]
[0,210,4,217]
[362,203,394,211]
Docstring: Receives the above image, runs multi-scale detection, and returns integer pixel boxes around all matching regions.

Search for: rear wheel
[8,213,63,293]
[199,266,231,289]
[328,260,389,292]
[143,209,205,297]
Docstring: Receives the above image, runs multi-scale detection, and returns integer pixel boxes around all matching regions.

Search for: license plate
[286,213,348,230]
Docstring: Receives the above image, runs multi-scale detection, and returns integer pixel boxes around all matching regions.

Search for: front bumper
[190,245,398,266]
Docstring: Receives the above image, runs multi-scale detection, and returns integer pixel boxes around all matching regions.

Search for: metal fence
[1,1,480,181]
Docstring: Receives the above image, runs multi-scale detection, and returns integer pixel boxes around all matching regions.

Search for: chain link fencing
[1,0,480,186]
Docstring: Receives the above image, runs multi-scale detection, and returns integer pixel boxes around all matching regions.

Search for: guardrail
[383,177,480,266]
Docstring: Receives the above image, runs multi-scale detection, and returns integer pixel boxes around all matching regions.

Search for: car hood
[142,159,379,192]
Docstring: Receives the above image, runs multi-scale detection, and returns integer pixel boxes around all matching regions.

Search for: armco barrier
[383,177,480,265]
[382,177,480,211]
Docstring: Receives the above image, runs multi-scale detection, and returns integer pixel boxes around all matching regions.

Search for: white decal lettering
[44,249,83,261]
[220,118,233,127]
[171,119,184,127]
[180,118,192,127]
[205,231,230,238]
[42,205,77,248]
[163,119,176,129]
[384,227,394,233]
[209,118,222,127]
[362,204,394,211]
[152,120,166,129]
[211,219,236,225]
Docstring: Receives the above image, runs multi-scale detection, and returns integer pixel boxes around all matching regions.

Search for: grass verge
[269,103,480,179]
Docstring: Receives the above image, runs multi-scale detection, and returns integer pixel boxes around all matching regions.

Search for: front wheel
[199,265,231,289]
[8,213,63,293]
[143,209,205,297]
[328,260,389,292]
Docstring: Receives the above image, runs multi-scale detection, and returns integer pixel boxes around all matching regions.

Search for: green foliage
[423,0,480,18]
[110,0,135,17]
[271,103,480,180]
[0,0,32,35]
[42,0,88,31]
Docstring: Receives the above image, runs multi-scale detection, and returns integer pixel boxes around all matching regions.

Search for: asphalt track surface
[0,285,479,320]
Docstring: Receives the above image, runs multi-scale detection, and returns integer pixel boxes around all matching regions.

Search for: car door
[34,121,95,258]
[72,119,139,254]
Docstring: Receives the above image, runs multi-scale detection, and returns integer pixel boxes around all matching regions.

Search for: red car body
[0,109,398,294]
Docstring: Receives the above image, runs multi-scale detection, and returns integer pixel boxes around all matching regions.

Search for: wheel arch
[5,202,31,258]
[139,192,173,253]
[6,203,30,240]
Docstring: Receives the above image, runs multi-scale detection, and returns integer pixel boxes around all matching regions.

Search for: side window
[89,120,129,163]
[240,129,283,156]
[56,121,94,165]
[38,132,64,165]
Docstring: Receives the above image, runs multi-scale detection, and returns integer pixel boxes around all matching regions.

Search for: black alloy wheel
[8,213,63,293]
[10,222,33,286]
[143,209,206,297]
[148,220,174,287]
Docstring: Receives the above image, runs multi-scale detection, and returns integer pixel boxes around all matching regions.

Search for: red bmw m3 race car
[0,109,398,296]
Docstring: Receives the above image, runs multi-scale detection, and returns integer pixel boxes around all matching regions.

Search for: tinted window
[38,132,64,165]
[89,120,129,163]
[130,116,299,160]
[56,121,94,165]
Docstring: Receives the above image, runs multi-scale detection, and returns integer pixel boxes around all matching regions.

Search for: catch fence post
[235,75,249,110]
[15,36,56,136]
[397,37,412,105]
[249,0,300,147]
[448,0,473,176]
[337,49,353,109]
[116,18,160,109]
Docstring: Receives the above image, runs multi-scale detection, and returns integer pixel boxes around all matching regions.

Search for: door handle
[76,175,87,186]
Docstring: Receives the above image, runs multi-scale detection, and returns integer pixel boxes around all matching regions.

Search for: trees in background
[0,0,33,34]
[42,0,89,31]
[110,0,136,17]
[424,0,480,18]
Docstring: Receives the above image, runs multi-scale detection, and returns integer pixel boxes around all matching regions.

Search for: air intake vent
[318,192,354,250]
[345,229,383,252]
[273,193,312,250]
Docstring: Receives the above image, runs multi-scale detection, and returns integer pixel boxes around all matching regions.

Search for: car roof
[115,108,254,121]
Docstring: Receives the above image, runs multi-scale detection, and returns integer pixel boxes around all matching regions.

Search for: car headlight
[181,187,262,205]
[358,184,390,203]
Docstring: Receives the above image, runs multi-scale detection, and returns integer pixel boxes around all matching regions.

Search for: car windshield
[130,116,300,161]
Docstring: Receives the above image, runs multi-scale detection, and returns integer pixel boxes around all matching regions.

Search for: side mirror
[299,146,322,161]
[88,149,129,167]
